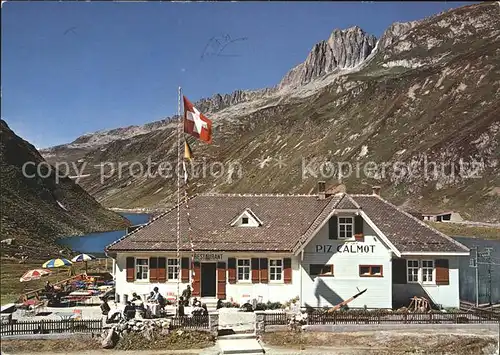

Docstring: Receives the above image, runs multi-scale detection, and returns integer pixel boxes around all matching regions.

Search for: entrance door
[201,262,217,297]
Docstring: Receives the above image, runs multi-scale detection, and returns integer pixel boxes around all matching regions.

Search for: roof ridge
[105,194,199,253]
[370,194,469,252]
[338,193,361,209]
[292,194,343,252]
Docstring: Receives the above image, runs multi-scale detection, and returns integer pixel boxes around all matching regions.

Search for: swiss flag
[183,96,212,144]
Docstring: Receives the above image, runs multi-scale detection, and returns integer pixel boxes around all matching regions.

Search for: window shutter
[228,258,236,284]
[283,258,292,284]
[329,216,338,239]
[259,258,268,283]
[192,261,201,296]
[181,257,190,283]
[392,258,407,284]
[354,215,364,235]
[158,257,166,283]
[435,259,449,285]
[126,257,135,282]
[217,262,226,299]
[149,257,158,282]
[251,258,260,283]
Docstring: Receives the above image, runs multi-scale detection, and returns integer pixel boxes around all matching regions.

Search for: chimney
[318,181,326,200]
[372,186,381,196]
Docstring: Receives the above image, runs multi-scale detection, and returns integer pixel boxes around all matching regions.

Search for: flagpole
[176,86,182,314]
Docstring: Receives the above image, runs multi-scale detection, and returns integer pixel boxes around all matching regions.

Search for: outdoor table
[69,291,92,296]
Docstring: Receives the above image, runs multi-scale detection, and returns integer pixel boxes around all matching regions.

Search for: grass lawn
[0,258,112,305]
[428,222,500,240]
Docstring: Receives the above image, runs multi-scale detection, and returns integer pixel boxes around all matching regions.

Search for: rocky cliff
[41,2,500,223]
[0,120,129,258]
[279,26,377,89]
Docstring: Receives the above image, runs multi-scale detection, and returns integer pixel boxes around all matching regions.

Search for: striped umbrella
[71,254,96,273]
[42,258,73,268]
[20,269,51,282]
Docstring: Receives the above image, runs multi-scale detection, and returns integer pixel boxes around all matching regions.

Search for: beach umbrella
[20,269,51,282]
[42,258,73,268]
[71,254,96,273]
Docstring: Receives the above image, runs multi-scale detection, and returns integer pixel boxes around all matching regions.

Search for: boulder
[101,328,117,349]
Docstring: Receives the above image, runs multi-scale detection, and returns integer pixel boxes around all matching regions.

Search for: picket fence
[0,318,102,335]
[265,311,500,326]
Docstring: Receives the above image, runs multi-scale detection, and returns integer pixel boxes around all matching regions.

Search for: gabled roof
[106,193,469,254]
[107,194,335,252]
[350,195,469,254]
[230,208,263,226]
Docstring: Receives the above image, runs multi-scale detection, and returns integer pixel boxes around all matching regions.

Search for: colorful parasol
[42,258,73,268]
[71,254,96,262]
[71,254,96,273]
[20,269,51,282]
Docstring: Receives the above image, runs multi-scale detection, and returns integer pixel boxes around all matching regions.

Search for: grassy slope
[428,222,500,240]
[0,258,111,305]
[0,120,129,258]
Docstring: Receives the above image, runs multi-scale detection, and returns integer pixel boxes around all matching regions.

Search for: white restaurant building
[106,186,470,309]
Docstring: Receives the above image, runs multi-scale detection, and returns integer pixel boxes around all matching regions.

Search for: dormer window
[338,217,354,239]
[231,208,263,227]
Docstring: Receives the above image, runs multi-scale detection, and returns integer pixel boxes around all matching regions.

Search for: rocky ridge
[40,2,500,222]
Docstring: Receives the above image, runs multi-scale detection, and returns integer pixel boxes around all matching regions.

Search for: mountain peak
[279,25,376,89]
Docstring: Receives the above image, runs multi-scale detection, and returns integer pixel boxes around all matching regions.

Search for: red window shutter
[126,257,135,282]
[228,258,236,284]
[251,258,260,283]
[192,261,201,296]
[181,257,190,283]
[435,259,449,285]
[149,257,158,282]
[158,257,166,283]
[284,258,292,284]
[217,262,226,299]
[259,258,268,283]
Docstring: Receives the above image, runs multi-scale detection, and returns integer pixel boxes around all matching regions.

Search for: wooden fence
[0,319,102,335]
[170,315,209,330]
[265,311,500,326]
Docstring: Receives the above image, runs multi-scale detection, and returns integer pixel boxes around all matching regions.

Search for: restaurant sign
[194,253,223,261]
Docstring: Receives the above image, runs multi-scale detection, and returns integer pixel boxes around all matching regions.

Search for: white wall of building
[392,256,461,308]
[113,218,462,309]
[300,218,393,309]
[114,252,300,305]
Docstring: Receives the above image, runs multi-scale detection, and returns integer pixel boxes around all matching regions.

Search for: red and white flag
[183,96,212,144]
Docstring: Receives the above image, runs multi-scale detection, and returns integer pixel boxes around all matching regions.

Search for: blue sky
[1,1,475,148]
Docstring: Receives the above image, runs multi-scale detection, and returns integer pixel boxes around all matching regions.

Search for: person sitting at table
[151,287,166,309]
[123,301,136,320]
[44,281,54,293]
[216,299,223,310]
[146,291,155,302]
[100,297,111,316]
[151,287,160,301]
[131,292,141,302]
[63,281,72,293]
[192,303,205,316]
